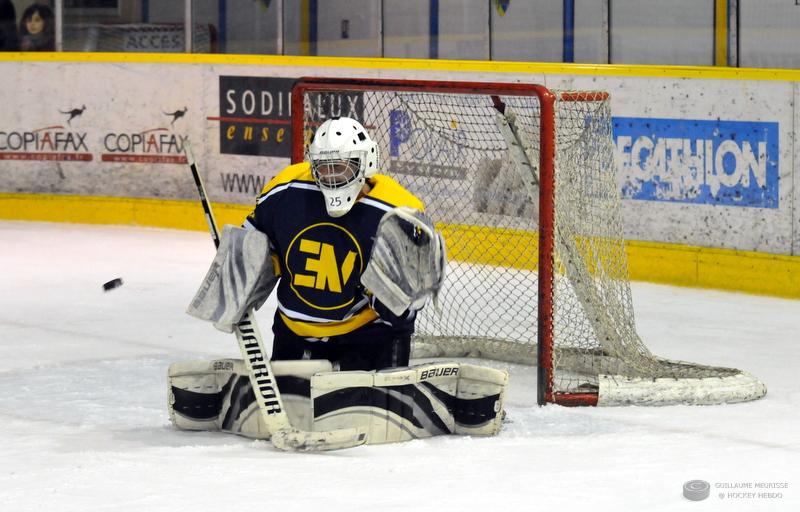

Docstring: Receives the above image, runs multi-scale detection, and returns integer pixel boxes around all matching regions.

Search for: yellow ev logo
[286,223,363,310]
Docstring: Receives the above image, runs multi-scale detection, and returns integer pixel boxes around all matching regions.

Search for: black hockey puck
[102,278,124,292]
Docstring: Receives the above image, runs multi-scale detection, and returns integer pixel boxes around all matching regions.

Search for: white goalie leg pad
[267,360,334,432]
[167,359,332,439]
[168,359,236,433]
[453,363,508,436]
[310,362,508,445]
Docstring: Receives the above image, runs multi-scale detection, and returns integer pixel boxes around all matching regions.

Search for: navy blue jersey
[245,162,424,339]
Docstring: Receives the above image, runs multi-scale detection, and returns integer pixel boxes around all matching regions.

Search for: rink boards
[0,53,799,297]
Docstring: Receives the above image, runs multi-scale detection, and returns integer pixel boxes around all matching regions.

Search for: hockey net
[291,77,766,406]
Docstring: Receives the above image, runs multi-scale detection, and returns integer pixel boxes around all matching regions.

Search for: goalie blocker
[185,225,278,333]
[168,359,507,444]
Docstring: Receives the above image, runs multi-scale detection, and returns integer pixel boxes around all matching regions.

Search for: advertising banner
[0,59,797,256]
[0,61,201,200]
[614,117,780,209]
[216,76,294,158]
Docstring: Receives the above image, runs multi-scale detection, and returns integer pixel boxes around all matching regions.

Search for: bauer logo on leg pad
[419,365,459,381]
[212,360,236,372]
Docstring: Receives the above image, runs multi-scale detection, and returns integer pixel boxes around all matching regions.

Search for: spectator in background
[19,3,54,51]
[0,0,19,51]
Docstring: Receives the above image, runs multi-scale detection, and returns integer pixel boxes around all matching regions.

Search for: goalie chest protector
[247,162,424,336]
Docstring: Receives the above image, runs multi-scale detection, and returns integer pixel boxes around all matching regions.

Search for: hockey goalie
[168,117,508,449]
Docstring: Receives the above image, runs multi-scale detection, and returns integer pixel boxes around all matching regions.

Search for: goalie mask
[308,117,379,217]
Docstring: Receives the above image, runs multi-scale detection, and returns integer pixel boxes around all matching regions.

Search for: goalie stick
[183,141,367,451]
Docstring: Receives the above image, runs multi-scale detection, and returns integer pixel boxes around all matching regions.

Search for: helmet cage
[309,150,366,190]
[306,117,378,217]
[308,149,367,217]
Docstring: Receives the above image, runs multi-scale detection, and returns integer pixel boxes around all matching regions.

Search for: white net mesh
[298,82,765,405]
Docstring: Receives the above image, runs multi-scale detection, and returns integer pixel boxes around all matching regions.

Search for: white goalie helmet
[307,117,379,217]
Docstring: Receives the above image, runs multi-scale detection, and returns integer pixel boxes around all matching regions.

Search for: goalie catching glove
[361,206,447,316]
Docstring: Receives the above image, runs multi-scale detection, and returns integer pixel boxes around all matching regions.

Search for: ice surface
[0,221,797,511]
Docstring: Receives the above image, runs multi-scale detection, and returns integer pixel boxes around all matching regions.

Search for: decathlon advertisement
[615,117,780,208]
[0,58,798,255]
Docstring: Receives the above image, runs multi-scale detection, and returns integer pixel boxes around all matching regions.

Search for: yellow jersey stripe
[258,162,314,197]
[366,174,425,211]
[279,308,379,337]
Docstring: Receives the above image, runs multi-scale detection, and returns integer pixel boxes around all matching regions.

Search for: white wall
[610,0,714,65]
[383,0,429,59]
[221,0,280,55]
[574,0,607,63]
[437,0,488,60]
[316,0,381,57]
[283,0,381,56]
[383,0,430,58]
[490,0,561,62]
[739,0,800,69]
